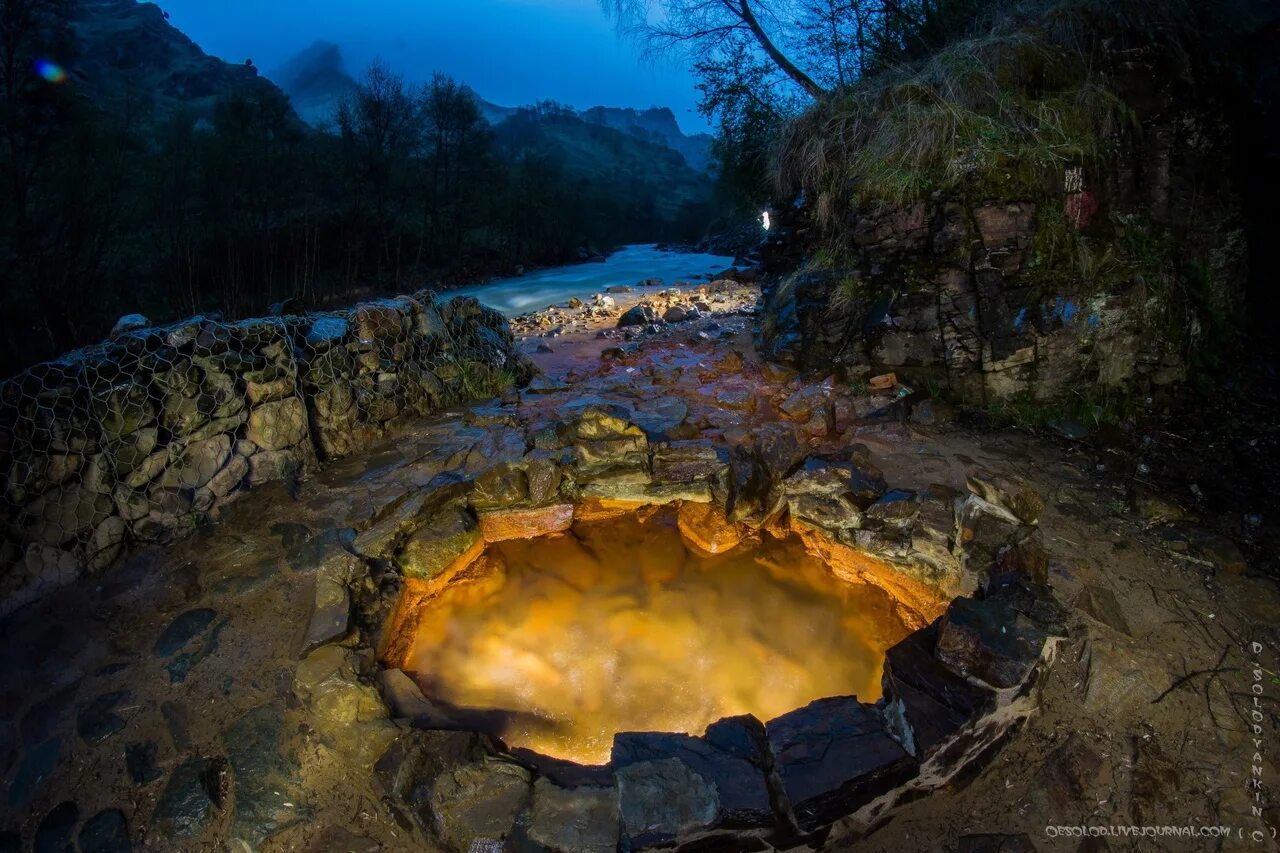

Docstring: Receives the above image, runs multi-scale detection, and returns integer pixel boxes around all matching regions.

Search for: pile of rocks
[0,292,532,618]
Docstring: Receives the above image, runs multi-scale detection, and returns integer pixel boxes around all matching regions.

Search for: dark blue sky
[154,0,709,133]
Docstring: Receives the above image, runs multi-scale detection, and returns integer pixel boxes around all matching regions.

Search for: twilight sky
[153,0,710,133]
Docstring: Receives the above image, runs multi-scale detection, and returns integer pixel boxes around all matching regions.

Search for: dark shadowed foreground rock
[765,697,915,829]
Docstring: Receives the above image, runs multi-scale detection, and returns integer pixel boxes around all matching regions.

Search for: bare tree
[600,0,829,98]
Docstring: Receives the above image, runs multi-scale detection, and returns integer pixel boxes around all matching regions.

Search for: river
[447,244,737,317]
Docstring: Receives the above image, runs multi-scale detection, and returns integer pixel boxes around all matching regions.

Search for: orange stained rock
[790,517,950,630]
[677,501,744,555]
[573,497,650,523]
[479,504,574,542]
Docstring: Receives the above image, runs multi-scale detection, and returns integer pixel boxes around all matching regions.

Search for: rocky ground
[0,279,1276,852]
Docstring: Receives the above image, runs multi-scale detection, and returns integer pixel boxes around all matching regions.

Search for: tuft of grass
[774,0,1162,225]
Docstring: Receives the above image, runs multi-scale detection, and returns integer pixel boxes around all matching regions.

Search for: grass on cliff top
[775,0,1202,222]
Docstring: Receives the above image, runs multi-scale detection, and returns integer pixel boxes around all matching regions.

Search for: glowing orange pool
[390,507,914,765]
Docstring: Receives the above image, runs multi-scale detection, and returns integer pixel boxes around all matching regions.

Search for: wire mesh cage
[0,291,532,617]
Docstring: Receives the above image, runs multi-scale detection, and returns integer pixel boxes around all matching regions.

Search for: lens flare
[34,59,67,84]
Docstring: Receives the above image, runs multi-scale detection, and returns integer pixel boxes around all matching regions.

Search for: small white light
[761,210,771,231]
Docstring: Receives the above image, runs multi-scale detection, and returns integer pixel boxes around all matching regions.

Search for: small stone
[153,758,216,837]
[110,314,150,338]
[77,809,131,853]
[34,800,78,853]
[154,609,217,657]
[125,741,161,785]
[77,691,130,746]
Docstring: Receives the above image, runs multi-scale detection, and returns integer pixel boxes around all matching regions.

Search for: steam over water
[405,509,910,765]
[447,244,736,317]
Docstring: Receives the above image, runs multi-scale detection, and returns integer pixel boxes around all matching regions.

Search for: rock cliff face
[69,0,293,123]
[0,293,533,617]
[759,53,1248,407]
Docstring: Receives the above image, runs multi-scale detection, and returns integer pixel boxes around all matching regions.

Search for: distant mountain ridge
[270,41,713,171]
[68,0,292,123]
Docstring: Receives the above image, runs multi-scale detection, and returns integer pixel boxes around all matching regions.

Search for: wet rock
[765,697,914,830]
[527,778,621,853]
[125,741,161,785]
[725,423,806,525]
[77,809,131,853]
[154,608,217,657]
[398,506,482,581]
[34,800,78,853]
[651,441,728,485]
[165,616,229,684]
[677,502,743,555]
[935,596,1049,688]
[8,737,60,807]
[618,305,661,327]
[153,757,217,837]
[631,399,691,441]
[478,504,574,542]
[77,690,130,746]
[223,703,306,846]
[881,621,996,758]
[469,463,528,511]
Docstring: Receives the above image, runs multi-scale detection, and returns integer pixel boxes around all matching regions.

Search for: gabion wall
[0,291,532,618]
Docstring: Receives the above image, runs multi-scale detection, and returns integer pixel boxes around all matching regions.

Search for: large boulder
[398,506,482,581]
[934,595,1050,689]
[765,697,915,830]
[618,305,661,327]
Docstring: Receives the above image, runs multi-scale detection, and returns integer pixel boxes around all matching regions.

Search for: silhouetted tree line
[0,3,714,377]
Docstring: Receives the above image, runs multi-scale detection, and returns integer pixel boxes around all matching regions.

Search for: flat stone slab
[765,696,915,830]
[612,717,774,844]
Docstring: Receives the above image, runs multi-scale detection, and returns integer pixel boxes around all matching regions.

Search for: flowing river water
[447,244,737,316]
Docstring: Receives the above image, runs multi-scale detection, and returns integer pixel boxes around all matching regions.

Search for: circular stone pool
[387,506,913,765]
